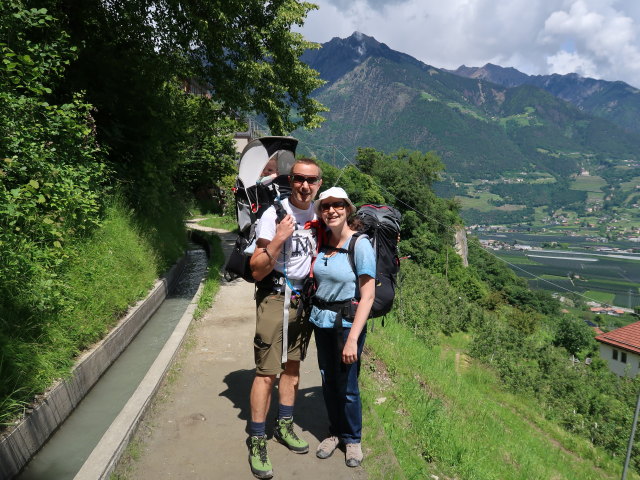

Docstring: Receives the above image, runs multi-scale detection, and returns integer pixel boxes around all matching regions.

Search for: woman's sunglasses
[320,201,347,212]
[290,174,321,185]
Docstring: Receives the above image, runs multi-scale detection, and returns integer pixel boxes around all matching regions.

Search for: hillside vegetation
[320,147,640,477]
[452,62,640,135]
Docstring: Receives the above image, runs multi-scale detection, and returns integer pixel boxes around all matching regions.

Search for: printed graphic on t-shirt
[254,198,317,280]
[290,228,314,258]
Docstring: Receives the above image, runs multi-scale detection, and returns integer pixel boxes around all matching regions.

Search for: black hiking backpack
[224,136,298,282]
[347,204,402,318]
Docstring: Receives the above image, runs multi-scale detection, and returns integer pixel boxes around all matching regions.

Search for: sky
[297,0,640,87]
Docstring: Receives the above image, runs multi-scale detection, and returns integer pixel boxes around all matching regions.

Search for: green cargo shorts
[254,289,312,376]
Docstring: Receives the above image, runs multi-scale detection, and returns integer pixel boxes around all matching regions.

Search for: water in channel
[17,247,208,480]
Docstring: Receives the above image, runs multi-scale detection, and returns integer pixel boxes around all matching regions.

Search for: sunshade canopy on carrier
[234,136,299,233]
[237,136,298,187]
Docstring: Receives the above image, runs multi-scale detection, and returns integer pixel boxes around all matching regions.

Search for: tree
[32,0,326,211]
[553,316,596,356]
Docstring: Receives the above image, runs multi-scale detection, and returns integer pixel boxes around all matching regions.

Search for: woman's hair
[347,215,364,232]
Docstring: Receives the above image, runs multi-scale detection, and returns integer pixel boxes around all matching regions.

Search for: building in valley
[595,322,640,377]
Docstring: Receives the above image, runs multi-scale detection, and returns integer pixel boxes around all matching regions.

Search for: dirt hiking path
[122,229,366,480]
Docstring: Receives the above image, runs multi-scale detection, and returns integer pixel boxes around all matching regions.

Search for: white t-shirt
[255,198,317,284]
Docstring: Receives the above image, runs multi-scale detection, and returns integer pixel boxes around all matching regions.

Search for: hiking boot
[345,442,363,467]
[316,435,340,459]
[248,435,273,479]
[273,417,309,453]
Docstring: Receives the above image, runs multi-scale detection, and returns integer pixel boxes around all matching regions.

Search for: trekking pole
[622,389,640,480]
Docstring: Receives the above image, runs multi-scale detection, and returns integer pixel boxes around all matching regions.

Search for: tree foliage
[27,0,325,213]
[553,316,597,356]
[0,2,106,314]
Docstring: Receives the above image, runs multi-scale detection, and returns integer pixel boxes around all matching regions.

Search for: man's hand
[250,214,295,282]
[274,214,295,242]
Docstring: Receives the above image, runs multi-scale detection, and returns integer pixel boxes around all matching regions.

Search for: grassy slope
[193,233,226,320]
[197,215,238,232]
[361,320,634,480]
[571,176,607,193]
[0,198,185,425]
[58,202,160,349]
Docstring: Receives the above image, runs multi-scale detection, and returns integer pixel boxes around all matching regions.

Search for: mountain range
[450,63,640,135]
[297,32,640,182]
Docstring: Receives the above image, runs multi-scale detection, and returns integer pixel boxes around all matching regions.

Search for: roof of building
[596,321,640,354]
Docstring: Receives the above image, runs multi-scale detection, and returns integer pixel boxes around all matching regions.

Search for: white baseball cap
[314,186,356,217]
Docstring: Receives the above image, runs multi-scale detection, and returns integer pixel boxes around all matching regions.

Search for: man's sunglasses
[290,174,321,185]
[320,201,347,212]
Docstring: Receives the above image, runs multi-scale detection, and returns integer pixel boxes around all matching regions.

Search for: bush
[553,316,597,356]
[395,262,480,343]
[1,3,107,318]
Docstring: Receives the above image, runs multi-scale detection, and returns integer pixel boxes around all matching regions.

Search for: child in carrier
[259,154,279,185]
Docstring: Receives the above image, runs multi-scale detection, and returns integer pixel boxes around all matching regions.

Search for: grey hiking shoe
[273,417,309,453]
[248,435,273,479]
[316,436,340,459]
[345,442,363,467]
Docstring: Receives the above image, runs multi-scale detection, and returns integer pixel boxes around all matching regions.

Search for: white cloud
[541,0,640,83]
[298,0,640,87]
[546,50,598,76]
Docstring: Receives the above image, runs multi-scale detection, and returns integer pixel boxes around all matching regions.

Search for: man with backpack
[246,158,323,479]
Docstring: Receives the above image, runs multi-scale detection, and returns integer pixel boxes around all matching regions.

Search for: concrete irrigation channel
[0,230,211,480]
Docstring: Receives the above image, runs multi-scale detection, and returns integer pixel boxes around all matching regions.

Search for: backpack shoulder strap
[347,232,368,275]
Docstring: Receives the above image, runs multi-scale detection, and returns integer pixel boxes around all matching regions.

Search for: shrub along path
[116,228,367,479]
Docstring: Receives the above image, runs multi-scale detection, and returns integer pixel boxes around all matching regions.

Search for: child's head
[261,155,278,177]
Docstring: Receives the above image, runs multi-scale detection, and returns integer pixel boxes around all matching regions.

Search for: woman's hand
[342,337,358,364]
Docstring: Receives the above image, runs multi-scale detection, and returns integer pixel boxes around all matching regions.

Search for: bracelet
[263,247,274,262]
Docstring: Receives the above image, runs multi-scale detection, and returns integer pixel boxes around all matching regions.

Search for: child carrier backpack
[224,136,298,282]
[348,204,402,318]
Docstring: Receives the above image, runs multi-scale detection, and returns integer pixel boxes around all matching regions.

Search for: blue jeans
[314,325,367,444]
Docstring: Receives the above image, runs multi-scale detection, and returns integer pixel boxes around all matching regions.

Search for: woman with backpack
[309,186,376,468]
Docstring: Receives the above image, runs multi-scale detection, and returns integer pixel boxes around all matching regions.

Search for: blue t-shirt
[309,235,376,328]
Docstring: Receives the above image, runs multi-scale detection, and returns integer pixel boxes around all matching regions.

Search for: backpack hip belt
[311,296,358,319]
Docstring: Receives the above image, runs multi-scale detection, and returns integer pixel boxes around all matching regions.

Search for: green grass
[420,91,438,102]
[446,102,488,122]
[540,273,571,280]
[587,191,605,203]
[494,253,541,266]
[499,107,543,128]
[0,196,184,426]
[362,322,632,480]
[529,176,556,184]
[58,201,160,349]
[570,176,607,193]
[193,234,226,320]
[196,214,238,232]
[456,192,504,212]
[583,290,616,304]
[620,177,640,192]
[496,204,526,211]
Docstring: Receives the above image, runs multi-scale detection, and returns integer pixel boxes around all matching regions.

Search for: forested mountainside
[297,32,640,182]
[451,63,640,135]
